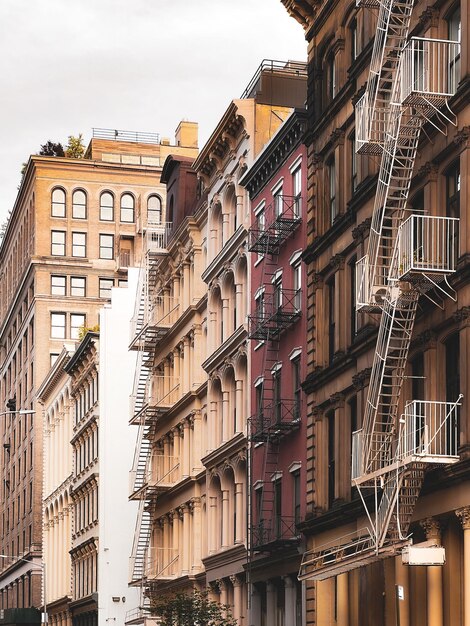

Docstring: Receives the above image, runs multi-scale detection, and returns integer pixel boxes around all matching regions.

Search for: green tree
[39,141,65,157]
[65,134,85,159]
[151,589,237,626]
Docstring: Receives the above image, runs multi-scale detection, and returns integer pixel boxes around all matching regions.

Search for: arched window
[51,188,66,218]
[72,190,87,219]
[120,193,135,223]
[100,192,114,221]
[147,195,162,225]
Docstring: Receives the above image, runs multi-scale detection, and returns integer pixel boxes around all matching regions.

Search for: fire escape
[128,222,180,590]
[299,0,461,581]
[248,195,303,554]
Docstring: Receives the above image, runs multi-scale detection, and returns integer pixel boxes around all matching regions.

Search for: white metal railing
[148,376,180,408]
[399,399,461,460]
[145,223,172,254]
[356,255,389,309]
[147,455,180,488]
[400,38,461,104]
[355,92,389,153]
[150,294,180,328]
[398,215,459,278]
[352,429,364,480]
[145,547,179,579]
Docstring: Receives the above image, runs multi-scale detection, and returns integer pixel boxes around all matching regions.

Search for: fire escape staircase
[248,196,302,554]
[299,1,461,581]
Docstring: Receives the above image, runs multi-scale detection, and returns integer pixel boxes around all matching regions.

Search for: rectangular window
[99,278,114,299]
[51,231,66,256]
[99,234,114,259]
[293,261,302,310]
[273,187,284,218]
[50,353,59,367]
[51,275,66,296]
[351,135,357,194]
[292,167,302,217]
[72,232,87,258]
[328,278,336,363]
[328,158,336,225]
[51,313,66,339]
[448,8,461,93]
[328,411,335,507]
[292,356,301,420]
[71,314,86,340]
[118,279,128,288]
[70,276,86,297]
[274,479,282,538]
[293,470,301,526]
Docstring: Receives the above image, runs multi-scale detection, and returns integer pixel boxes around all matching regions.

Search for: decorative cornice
[456,506,470,530]
[454,126,470,147]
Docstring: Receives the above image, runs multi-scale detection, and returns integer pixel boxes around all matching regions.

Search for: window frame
[51,230,66,256]
[120,193,135,223]
[147,195,162,225]
[50,313,66,339]
[99,192,114,222]
[99,234,114,260]
[99,278,114,299]
[70,313,86,340]
[72,232,87,258]
[51,188,66,218]
[70,276,86,297]
[51,275,66,296]
[72,189,87,220]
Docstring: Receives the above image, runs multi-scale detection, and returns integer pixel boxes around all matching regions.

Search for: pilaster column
[231,575,244,625]
[235,283,243,327]
[192,498,202,571]
[219,578,228,608]
[183,262,190,310]
[235,482,244,543]
[222,298,229,341]
[209,495,218,553]
[266,581,277,625]
[209,399,218,451]
[192,411,202,473]
[222,391,230,441]
[235,379,243,433]
[170,511,179,576]
[182,419,191,477]
[183,337,190,393]
[222,489,230,548]
[209,310,217,353]
[421,518,443,626]
[181,505,190,573]
[251,585,261,626]
[173,273,180,305]
[456,507,470,626]
[395,555,410,626]
[222,212,230,245]
[172,427,181,481]
[337,573,349,626]
[284,576,296,626]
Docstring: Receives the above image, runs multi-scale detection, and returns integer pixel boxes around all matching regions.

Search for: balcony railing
[147,455,180,489]
[248,195,302,254]
[356,255,389,311]
[150,295,180,330]
[399,399,461,461]
[148,377,180,410]
[355,92,388,155]
[250,399,301,442]
[117,249,131,270]
[249,289,301,340]
[145,224,172,255]
[145,547,179,579]
[251,516,300,550]
[398,215,459,279]
[400,38,461,107]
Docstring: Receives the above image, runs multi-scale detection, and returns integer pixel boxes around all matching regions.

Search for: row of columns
[210,575,245,625]
[154,414,202,479]
[208,280,246,352]
[44,502,71,603]
[45,405,72,493]
[251,576,299,626]
[208,375,246,451]
[207,480,245,553]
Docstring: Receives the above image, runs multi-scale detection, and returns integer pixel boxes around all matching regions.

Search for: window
[327,53,336,102]
[50,353,59,367]
[445,333,460,448]
[273,478,282,538]
[72,190,87,219]
[293,470,301,526]
[51,313,66,339]
[292,257,302,310]
[100,192,114,221]
[147,195,162,224]
[446,161,460,260]
[447,7,461,93]
[273,273,283,311]
[51,275,66,296]
[327,157,337,225]
[51,188,66,218]
[255,289,265,321]
[99,278,114,299]
[273,367,282,423]
[350,19,358,63]
[292,166,302,217]
[51,231,66,256]
[118,279,128,288]
[72,232,86,257]
[273,185,283,219]
[99,234,114,259]
[120,193,135,222]
[327,411,335,507]
[328,278,335,363]
[351,134,357,194]
[349,258,356,340]
[71,314,86,340]
[70,276,86,297]
[292,356,301,420]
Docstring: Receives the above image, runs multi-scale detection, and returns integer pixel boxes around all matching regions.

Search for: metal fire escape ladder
[129,499,152,585]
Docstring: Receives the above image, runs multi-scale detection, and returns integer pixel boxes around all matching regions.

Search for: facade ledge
[245,547,301,582]
[155,296,207,352]
[202,543,247,581]
[202,432,247,470]
[201,226,247,284]
[71,472,98,495]
[202,325,248,373]
[299,493,371,536]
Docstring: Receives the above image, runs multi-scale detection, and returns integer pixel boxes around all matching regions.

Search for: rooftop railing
[92,127,161,144]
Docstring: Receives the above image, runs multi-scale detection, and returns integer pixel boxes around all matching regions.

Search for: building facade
[283,0,470,625]
[0,122,198,622]
[241,108,308,626]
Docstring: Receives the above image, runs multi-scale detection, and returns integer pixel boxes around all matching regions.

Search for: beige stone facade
[284,0,470,624]
[0,124,198,618]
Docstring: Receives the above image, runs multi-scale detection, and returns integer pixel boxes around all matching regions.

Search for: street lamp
[0,555,47,624]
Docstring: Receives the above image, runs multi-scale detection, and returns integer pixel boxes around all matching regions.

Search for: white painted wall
[98,269,139,626]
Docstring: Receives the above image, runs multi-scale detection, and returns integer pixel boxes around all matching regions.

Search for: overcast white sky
[0,0,306,221]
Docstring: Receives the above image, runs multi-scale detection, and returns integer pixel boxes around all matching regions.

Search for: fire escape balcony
[250,399,301,442]
[352,399,461,482]
[144,547,179,580]
[148,377,180,412]
[400,38,461,108]
[248,195,301,255]
[356,255,389,312]
[251,515,300,551]
[397,214,459,281]
[147,455,180,492]
[355,92,388,155]
[145,223,172,256]
[248,289,301,340]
